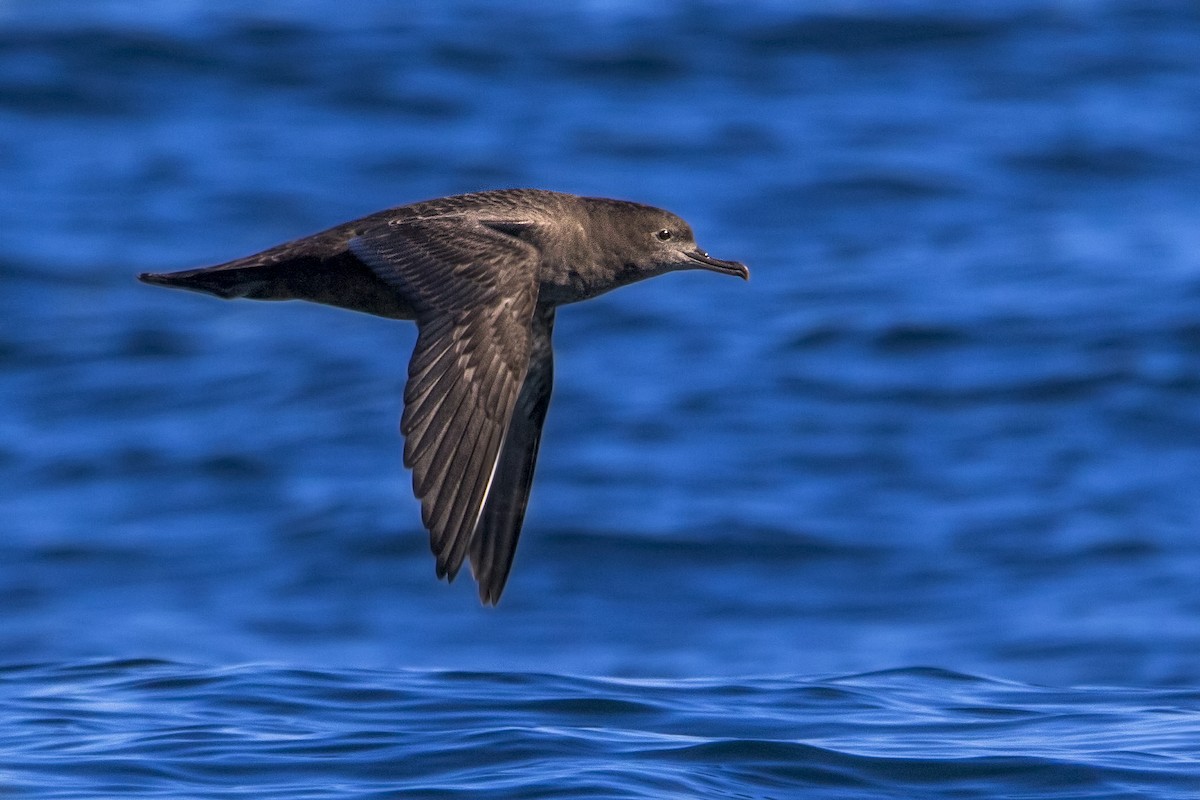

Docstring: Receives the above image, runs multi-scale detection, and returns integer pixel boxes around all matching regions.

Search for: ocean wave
[2,660,1196,798]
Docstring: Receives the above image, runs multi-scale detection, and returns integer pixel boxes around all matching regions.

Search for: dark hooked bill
[685,249,750,280]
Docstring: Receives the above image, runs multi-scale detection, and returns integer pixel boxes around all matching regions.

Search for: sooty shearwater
[140,188,748,604]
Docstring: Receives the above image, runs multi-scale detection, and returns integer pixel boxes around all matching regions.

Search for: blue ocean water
[4,660,1198,799]
[1,1,1199,796]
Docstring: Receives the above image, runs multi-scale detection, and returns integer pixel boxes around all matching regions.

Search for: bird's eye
[655,229,672,241]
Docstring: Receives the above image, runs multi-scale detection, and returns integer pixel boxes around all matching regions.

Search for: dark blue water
[5,660,1198,799]
[2,1,1199,796]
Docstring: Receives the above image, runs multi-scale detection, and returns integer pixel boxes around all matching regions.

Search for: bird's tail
[138,255,283,300]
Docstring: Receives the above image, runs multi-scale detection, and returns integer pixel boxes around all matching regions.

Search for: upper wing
[351,217,542,585]
[469,306,555,605]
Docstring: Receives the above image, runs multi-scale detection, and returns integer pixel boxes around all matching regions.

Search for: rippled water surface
[5,660,1199,799]
[2,0,1199,796]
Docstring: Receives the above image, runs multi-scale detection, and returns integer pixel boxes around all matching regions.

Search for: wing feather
[469,307,556,604]
[351,218,542,584]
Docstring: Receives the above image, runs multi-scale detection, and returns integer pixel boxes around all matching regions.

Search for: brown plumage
[140,189,748,604]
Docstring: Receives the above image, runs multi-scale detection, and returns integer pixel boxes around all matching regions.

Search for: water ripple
[2,661,1197,798]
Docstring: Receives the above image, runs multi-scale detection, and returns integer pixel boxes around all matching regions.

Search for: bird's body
[140,188,747,604]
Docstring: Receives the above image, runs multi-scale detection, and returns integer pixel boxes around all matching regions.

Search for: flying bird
[140,189,748,604]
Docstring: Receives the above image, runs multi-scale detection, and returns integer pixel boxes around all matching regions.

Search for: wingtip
[437,557,505,606]
[434,558,457,582]
[478,584,503,607]
[474,569,511,606]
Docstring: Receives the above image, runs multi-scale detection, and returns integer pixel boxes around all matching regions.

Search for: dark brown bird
[139,189,748,604]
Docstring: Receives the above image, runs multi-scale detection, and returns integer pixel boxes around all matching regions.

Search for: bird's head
[605,201,749,283]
